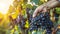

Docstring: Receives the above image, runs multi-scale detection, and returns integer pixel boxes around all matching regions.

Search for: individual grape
[29,25,38,31]
[21,20,25,27]
[46,20,54,28]
[46,29,52,34]
[41,17,46,21]
[36,20,42,26]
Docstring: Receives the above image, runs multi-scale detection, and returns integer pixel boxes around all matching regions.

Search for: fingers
[33,6,43,17]
[33,7,49,18]
[33,7,39,18]
[42,8,47,13]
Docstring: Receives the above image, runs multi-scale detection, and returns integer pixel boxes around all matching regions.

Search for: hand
[33,4,49,17]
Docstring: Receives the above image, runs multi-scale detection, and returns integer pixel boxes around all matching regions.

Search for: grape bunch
[29,12,54,34]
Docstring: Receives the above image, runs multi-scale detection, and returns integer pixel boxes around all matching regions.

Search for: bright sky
[0,0,14,14]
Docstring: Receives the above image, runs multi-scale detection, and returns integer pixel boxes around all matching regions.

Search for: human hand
[33,4,49,17]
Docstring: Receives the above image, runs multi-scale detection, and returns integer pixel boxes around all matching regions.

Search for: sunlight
[0,0,14,14]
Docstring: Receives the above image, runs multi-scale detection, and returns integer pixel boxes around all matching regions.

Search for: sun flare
[0,0,14,14]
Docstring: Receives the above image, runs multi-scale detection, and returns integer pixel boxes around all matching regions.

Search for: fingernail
[33,15,35,18]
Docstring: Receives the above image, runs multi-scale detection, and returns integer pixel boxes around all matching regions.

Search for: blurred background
[0,0,60,34]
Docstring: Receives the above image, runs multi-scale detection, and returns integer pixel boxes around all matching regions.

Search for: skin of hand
[33,4,48,18]
[33,0,60,18]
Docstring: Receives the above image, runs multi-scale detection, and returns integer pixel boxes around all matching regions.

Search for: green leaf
[55,8,60,14]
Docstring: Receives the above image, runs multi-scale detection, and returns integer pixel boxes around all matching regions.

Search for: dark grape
[29,12,53,33]
[46,29,52,34]
[29,25,38,31]
[30,13,44,25]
